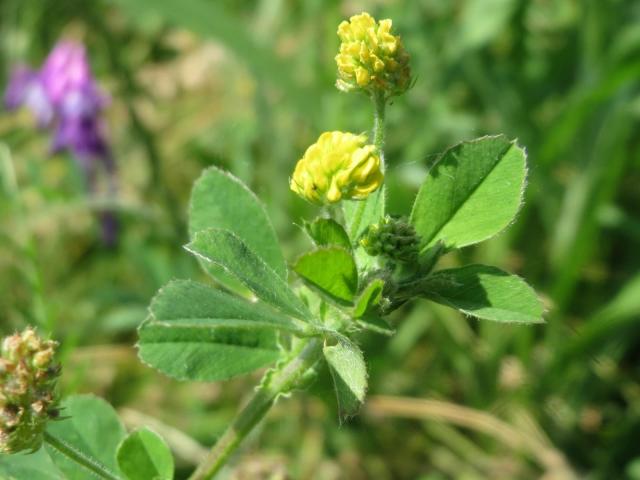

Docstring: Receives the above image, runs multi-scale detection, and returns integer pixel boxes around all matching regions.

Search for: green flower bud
[0,328,60,454]
[359,215,420,263]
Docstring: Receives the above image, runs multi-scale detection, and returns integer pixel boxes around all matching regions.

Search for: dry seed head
[0,328,60,454]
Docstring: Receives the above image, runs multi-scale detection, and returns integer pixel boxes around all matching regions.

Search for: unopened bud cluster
[359,215,420,262]
[0,328,60,453]
[335,13,411,97]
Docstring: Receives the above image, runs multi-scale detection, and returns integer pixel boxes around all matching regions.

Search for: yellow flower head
[290,131,383,204]
[335,12,411,96]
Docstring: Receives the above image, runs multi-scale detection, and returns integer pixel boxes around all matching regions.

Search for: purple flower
[4,40,119,246]
[39,41,97,107]
[40,41,110,161]
[5,41,110,160]
[4,65,54,125]
[51,88,110,162]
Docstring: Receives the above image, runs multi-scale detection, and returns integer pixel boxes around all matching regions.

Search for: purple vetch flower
[39,41,99,108]
[4,40,119,246]
[51,88,111,167]
[4,65,54,125]
[40,42,111,162]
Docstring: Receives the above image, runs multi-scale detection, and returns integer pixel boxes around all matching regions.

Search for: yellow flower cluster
[335,12,411,96]
[290,131,383,204]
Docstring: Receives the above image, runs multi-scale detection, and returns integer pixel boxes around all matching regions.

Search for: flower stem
[372,91,387,171]
[189,338,323,480]
[347,91,388,240]
[43,431,120,480]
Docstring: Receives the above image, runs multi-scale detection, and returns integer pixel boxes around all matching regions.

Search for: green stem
[189,338,323,480]
[349,91,388,239]
[43,431,120,480]
[372,91,387,171]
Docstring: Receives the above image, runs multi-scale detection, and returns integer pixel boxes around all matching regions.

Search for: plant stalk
[372,91,387,171]
[348,91,388,239]
[43,431,120,480]
[189,338,323,480]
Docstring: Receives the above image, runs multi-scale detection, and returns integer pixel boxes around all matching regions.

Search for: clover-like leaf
[150,280,307,335]
[304,217,351,250]
[186,229,310,320]
[410,135,526,251]
[293,247,358,304]
[422,264,544,324]
[117,428,174,480]
[189,167,286,294]
[353,279,385,318]
[44,395,126,480]
[0,448,64,479]
[138,279,309,381]
[324,339,368,422]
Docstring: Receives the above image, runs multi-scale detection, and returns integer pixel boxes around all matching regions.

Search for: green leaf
[186,229,310,320]
[352,279,395,336]
[353,279,385,318]
[323,339,368,421]
[189,167,286,290]
[0,448,64,479]
[150,280,307,334]
[422,264,544,324]
[304,218,351,250]
[117,428,174,480]
[139,279,309,380]
[45,395,126,480]
[138,318,281,382]
[343,187,386,270]
[293,247,358,303]
[410,135,526,251]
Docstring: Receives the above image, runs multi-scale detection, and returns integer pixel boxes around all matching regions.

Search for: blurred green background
[1,0,640,479]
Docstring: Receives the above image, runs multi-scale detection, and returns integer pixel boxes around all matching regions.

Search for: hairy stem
[43,431,120,480]
[372,91,387,171]
[189,338,323,480]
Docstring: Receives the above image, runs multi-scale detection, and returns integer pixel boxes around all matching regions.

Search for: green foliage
[187,229,310,319]
[421,265,544,324]
[410,135,526,251]
[45,395,126,479]
[323,339,368,422]
[0,448,64,479]
[117,428,174,480]
[138,280,290,381]
[343,188,386,270]
[293,247,358,303]
[150,280,305,334]
[304,217,352,250]
[189,167,287,280]
[4,1,638,478]
[352,279,395,335]
[353,279,385,318]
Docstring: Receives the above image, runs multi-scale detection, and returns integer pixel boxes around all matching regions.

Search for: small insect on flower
[0,328,60,454]
[290,131,383,204]
[335,12,411,97]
